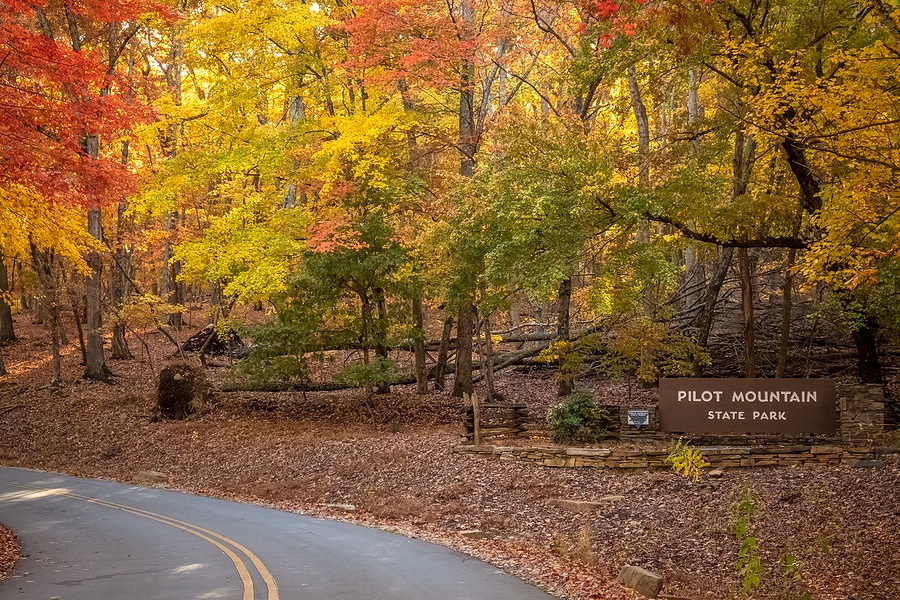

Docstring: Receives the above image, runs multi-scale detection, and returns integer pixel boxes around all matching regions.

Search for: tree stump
[157,362,208,419]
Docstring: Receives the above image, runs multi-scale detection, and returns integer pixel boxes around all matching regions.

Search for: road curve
[0,467,556,600]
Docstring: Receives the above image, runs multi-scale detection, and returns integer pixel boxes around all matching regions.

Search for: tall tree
[1,0,163,379]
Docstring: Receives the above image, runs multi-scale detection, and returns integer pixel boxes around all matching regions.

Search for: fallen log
[219,374,419,393]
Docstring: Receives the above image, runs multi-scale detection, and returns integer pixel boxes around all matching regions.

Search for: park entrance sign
[659,379,837,434]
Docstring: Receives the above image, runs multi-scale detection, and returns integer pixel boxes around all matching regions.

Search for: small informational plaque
[658,378,837,434]
[627,410,650,429]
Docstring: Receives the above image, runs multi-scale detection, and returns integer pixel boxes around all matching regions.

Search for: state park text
[658,379,837,434]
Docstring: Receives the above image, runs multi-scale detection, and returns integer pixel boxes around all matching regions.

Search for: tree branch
[647,212,808,248]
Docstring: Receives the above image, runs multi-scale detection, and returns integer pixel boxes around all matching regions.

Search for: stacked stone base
[454,443,875,469]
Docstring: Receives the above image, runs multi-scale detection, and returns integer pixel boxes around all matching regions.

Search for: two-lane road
[0,468,556,599]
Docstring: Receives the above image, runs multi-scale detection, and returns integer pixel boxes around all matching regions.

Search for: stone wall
[484,383,887,447]
[453,443,875,469]
[839,384,885,444]
[456,383,886,469]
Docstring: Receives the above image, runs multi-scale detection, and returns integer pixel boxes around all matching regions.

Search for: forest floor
[1,314,899,599]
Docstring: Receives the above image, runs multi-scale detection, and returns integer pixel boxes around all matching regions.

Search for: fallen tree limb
[473,320,605,383]
[219,374,419,393]
[220,321,606,393]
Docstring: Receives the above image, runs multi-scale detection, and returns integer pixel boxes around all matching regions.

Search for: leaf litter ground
[1,316,899,599]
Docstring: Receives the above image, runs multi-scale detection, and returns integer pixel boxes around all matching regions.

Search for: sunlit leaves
[173,195,309,303]
[0,185,100,274]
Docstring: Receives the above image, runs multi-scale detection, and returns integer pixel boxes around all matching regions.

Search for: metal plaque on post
[627,410,650,429]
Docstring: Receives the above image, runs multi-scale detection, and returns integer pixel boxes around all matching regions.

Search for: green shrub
[547,390,611,444]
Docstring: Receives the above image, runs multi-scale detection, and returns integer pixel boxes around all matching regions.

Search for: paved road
[0,468,556,600]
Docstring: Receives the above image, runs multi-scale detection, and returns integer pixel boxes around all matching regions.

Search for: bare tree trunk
[852,321,883,384]
[111,143,133,359]
[208,281,223,325]
[84,204,111,380]
[413,295,427,394]
[682,67,703,312]
[31,244,64,385]
[691,129,756,350]
[0,257,15,344]
[738,248,756,377]
[0,343,6,376]
[398,76,427,395]
[168,257,184,330]
[453,300,475,398]
[687,67,702,154]
[68,284,87,365]
[777,235,799,377]
[556,277,573,396]
[283,77,306,208]
[111,249,134,357]
[692,248,733,348]
[628,65,651,244]
[479,301,497,400]
[458,0,476,178]
[159,212,185,329]
[374,287,390,395]
[434,315,454,391]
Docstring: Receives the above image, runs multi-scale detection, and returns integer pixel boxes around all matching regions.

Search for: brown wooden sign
[659,378,837,434]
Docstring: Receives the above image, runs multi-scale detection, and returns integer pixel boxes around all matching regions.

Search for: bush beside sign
[659,379,837,434]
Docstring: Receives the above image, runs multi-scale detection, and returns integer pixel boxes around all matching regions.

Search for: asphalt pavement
[0,467,557,600]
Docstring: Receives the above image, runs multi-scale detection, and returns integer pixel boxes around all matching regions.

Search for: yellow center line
[0,480,279,600]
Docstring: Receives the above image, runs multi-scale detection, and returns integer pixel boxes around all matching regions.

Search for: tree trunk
[556,277,573,396]
[452,300,475,398]
[168,258,184,329]
[434,314,454,391]
[692,129,756,350]
[111,143,133,360]
[479,304,497,400]
[0,257,15,344]
[777,247,798,378]
[374,287,390,395]
[84,206,111,380]
[69,286,87,365]
[458,0,476,178]
[282,79,306,208]
[738,247,756,377]
[31,244,64,385]
[359,294,374,397]
[692,246,734,348]
[160,212,184,330]
[413,295,427,394]
[628,65,651,244]
[0,342,6,376]
[681,68,704,315]
[852,321,883,383]
[687,67,702,154]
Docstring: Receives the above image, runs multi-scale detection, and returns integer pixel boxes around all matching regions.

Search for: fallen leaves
[0,315,899,599]
[0,525,18,581]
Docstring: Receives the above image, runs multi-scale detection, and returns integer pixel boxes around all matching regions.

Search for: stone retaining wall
[453,443,875,469]
[839,383,885,444]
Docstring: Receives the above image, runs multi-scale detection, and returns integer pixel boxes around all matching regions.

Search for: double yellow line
[0,480,279,600]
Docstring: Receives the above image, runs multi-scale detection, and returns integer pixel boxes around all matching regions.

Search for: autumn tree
[0,0,164,379]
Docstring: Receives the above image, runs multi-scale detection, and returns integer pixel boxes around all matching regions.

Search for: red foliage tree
[0,0,161,207]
